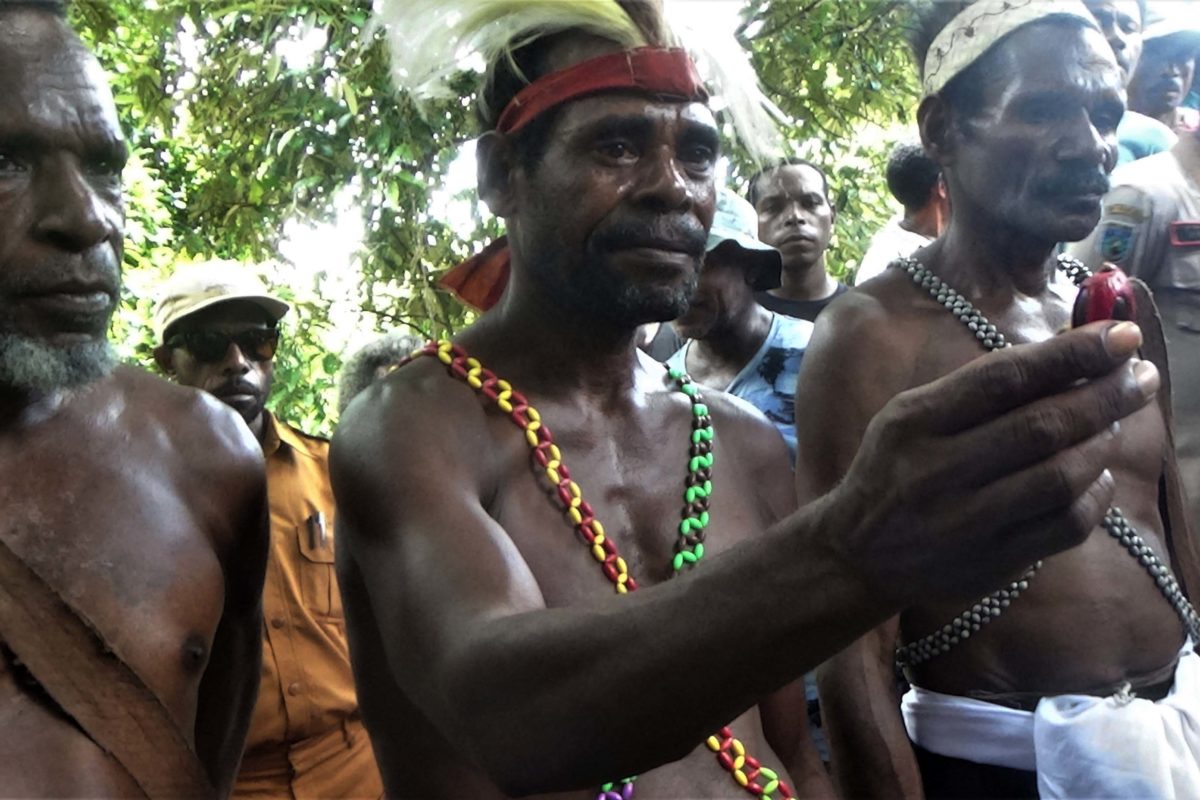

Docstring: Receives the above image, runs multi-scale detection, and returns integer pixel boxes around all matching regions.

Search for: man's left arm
[194,436,270,798]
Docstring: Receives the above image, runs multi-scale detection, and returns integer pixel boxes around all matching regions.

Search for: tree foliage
[69,0,919,434]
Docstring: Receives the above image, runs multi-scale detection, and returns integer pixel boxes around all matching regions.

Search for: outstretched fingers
[904,321,1147,437]
[923,357,1158,491]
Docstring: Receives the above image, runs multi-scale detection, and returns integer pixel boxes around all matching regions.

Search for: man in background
[750,160,846,321]
[155,262,383,800]
[1068,116,1200,558]
[1128,3,1200,133]
[855,141,948,285]
[337,331,420,415]
[1085,0,1179,164]
[669,188,812,461]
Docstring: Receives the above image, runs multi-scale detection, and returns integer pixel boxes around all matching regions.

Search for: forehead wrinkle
[552,95,715,142]
[0,26,124,153]
[986,26,1121,114]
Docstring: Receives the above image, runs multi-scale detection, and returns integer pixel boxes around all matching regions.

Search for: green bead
[692,403,709,417]
[691,427,714,444]
[680,382,698,397]
[672,552,685,570]
[681,550,698,563]
[694,542,705,560]
[668,368,684,381]
[703,479,713,494]
[699,510,710,527]
[685,486,697,503]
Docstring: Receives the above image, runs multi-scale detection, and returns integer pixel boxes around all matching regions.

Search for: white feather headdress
[372,0,783,161]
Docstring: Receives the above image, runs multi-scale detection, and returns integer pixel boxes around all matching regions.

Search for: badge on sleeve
[1100,222,1137,264]
[1169,221,1200,247]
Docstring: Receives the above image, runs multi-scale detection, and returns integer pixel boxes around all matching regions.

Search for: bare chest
[481,408,772,605]
[0,424,225,725]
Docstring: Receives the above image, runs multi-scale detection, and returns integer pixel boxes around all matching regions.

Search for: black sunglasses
[167,328,280,364]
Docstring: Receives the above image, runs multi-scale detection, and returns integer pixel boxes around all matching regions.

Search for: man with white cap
[668,188,812,462]
[1128,2,1200,133]
[799,1,1200,797]
[154,262,383,800]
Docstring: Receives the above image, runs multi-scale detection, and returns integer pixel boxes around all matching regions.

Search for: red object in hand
[1072,264,1137,326]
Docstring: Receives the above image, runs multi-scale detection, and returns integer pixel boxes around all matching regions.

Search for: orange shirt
[235,412,382,800]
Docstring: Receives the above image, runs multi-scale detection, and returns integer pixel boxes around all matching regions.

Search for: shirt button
[270,618,285,629]
[288,682,302,696]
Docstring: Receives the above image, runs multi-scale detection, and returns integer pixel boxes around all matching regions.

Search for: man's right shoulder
[812,274,924,363]
[112,366,260,465]
[333,354,494,474]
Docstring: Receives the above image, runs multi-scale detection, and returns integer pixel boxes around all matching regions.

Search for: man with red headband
[333,1,1170,797]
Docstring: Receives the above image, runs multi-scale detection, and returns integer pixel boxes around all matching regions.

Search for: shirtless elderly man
[0,2,268,796]
[802,1,1200,797]
[334,1,1166,797]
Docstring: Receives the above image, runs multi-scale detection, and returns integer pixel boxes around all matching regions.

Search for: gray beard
[0,334,116,395]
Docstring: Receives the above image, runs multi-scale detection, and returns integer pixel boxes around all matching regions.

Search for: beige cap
[153,260,290,342]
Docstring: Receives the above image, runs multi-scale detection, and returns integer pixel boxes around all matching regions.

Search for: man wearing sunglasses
[154,261,383,800]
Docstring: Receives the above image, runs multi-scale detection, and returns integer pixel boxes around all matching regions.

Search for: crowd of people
[2,0,1200,798]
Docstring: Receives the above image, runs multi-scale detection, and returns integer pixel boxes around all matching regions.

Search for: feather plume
[664,0,785,162]
[372,0,783,161]
[373,0,647,102]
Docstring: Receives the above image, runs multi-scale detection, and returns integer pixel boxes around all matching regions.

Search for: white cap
[153,260,290,342]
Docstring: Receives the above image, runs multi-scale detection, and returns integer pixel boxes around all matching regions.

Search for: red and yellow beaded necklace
[411,340,794,800]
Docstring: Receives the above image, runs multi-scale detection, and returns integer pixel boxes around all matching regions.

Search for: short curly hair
[0,0,68,16]
[886,141,940,210]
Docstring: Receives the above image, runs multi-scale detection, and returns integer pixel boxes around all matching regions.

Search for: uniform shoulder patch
[1100,222,1137,264]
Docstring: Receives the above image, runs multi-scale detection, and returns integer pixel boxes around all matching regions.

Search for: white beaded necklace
[892,255,1200,670]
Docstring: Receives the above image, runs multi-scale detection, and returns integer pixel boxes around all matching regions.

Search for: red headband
[439,46,708,312]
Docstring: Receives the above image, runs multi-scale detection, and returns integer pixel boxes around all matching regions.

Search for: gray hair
[0,334,115,395]
[337,332,422,415]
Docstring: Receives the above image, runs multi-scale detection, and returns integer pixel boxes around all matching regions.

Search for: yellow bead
[527,407,541,423]
[732,740,745,757]
[498,400,513,413]
[616,557,627,573]
[593,533,605,545]
[706,737,721,751]
[525,429,539,447]
[567,507,583,525]
[437,351,452,364]
[467,376,483,389]
[546,468,560,484]
[617,584,628,594]
[733,755,745,770]
[549,445,561,460]
[592,520,605,537]
[592,544,606,561]
[734,770,749,787]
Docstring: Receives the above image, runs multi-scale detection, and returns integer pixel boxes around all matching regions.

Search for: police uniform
[235,411,384,800]
[1068,136,1200,529]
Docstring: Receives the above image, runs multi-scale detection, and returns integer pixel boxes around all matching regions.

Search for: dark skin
[754,165,839,304]
[673,243,776,391]
[0,12,267,797]
[153,301,277,443]
[799,24,1184,799]
[901,179,948,240]
[1128,33,1198,128]
[1083,0,1144,85]
[334,32,1160,800]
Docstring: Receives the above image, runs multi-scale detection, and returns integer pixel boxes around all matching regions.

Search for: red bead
[717,752,734,770]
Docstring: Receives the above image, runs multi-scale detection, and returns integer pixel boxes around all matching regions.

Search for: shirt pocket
[295,519,343,620]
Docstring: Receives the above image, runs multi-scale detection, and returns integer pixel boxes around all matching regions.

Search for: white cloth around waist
[902,644,1200,798]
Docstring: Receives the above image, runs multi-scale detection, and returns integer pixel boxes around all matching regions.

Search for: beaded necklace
[891,256,1200,671]
[416,340,794,800]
